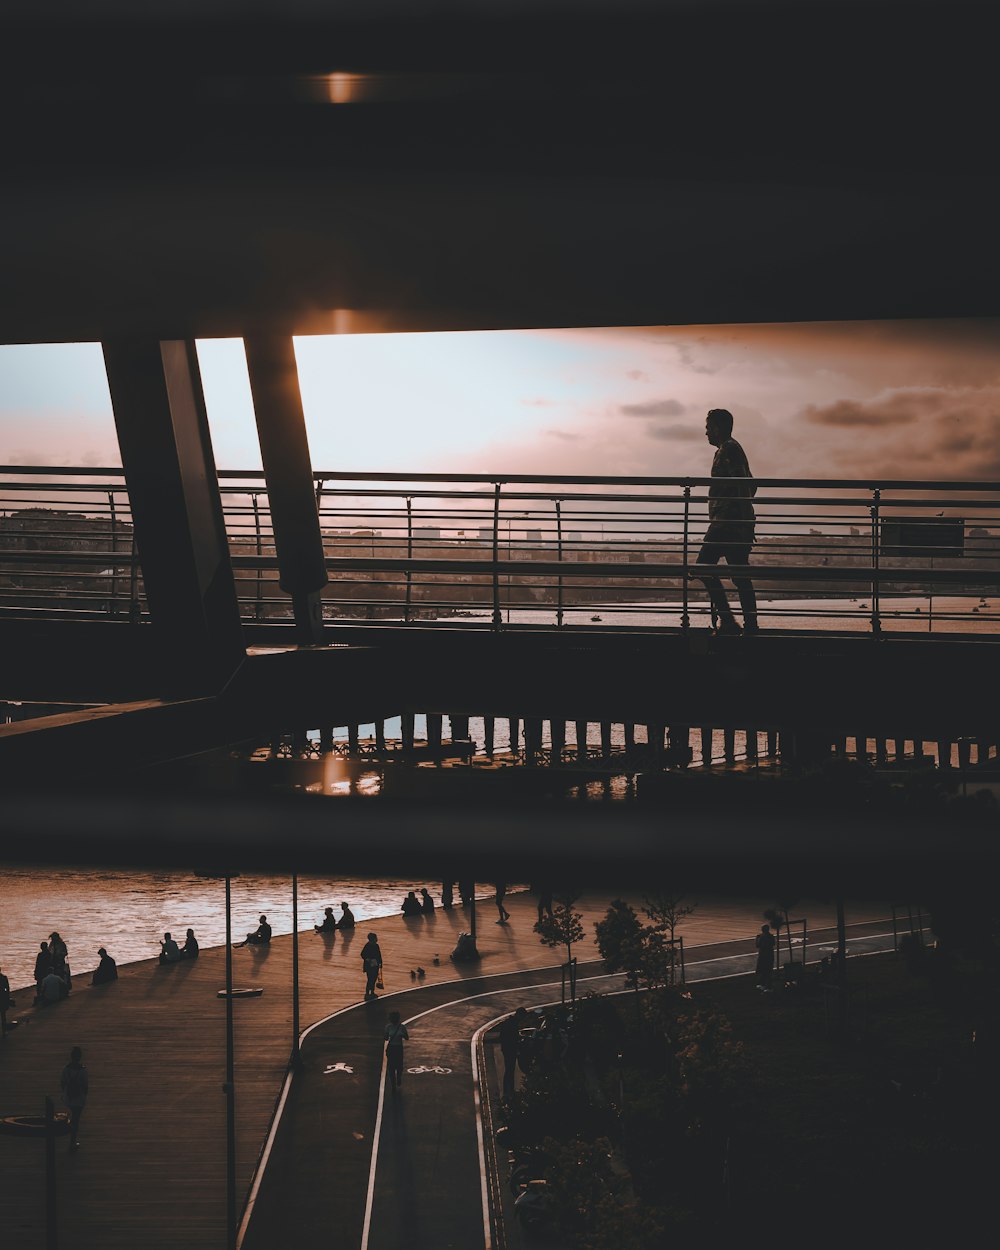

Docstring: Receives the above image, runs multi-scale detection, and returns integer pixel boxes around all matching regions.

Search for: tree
[643,892,695,988]
[594,899,645,983]
[535,895,585,1002]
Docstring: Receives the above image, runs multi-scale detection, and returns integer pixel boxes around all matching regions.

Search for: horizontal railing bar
[4,465,1000,492]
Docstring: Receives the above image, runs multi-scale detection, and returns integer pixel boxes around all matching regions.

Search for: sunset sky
[1,319,998,482]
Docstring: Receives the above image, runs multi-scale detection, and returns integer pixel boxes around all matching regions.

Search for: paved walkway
[0,888,891,1248]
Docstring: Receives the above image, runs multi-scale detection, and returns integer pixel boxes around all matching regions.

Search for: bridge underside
[0,626,994,778]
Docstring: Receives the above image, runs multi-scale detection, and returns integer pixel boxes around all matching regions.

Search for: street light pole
[224,873,236,1250]
[291,872,301,1068]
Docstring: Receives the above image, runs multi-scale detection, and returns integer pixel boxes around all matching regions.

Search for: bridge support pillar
[855,733,868,762]
[319,726,334,752]
[426,714,443,753]
[348,722,360,754]
[483,717,495,757]
[244,335,328,644]
[401,712,415,753]
[624,722,636,754]
[723,727,736,766]
[102,338,245,694]
[450,714,470,741]
[525,717,543,763]
[508,717,520,755]
[700,727,713,767]
[575,720,588,761]
[766,729,778,759]
[599,721,612,759]
[375,720,386,753]
[936,739,951,769]
[745,728,758,765]
[550,719,566,763]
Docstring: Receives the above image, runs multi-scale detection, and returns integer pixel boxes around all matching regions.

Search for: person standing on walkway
[60,1045,89,1149]
[34,941,52,995]
[384,1010,409,1092]
[755,923,776,988]
[441,880,455,910]
[0,965,11,1037]
[696,407,758,636]
[499,1007,528,1101]
[495,882,511,925]
[361,932,383,1000]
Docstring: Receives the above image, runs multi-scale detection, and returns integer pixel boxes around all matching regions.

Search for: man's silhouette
[696,408,758,635]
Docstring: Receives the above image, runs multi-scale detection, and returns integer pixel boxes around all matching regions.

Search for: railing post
[681,483,691,632]
[404,495,413,624]
[128,531,140,624]
[491,482,502,629]
[870,487,881,635]
[107,489,118,617]
[555,498,564,627]
[252,492,263,622]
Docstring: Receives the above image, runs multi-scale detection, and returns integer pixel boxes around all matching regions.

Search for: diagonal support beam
[102,339,245,694]
[244,335,328,644]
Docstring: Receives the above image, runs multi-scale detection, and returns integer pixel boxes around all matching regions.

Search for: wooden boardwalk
[0,888,889,1248]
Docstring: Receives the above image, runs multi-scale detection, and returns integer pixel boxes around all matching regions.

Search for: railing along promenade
[2,466,999,636]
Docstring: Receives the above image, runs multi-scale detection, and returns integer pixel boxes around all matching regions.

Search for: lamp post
[195,868,240,1250]
[291,871,301,1068]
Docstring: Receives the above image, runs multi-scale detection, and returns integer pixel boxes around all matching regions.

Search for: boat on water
[590,614,602,622]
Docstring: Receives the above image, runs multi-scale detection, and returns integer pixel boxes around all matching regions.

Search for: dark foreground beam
[102,339,246,694]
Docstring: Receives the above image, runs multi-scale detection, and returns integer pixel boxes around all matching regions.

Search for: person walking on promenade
[34,941,51,995]
[315,907,337,934]
[361,932,383,1000]
[0,965,11,1037]
[338,902,356,930]
[696,407,758,636]
[235,915,272,948]
[441,880,454,910]
[536,882,554,923]
[420,888,435,914]
[159,932,181,964]
[755,923,776,989]
[458,878,475,907]
[60,1045,88,1149]
[180,928,199,959]
[91,948,118,986]
[384,1010,410,1093]
[499,1007,528,1101]
[495,881,511,925]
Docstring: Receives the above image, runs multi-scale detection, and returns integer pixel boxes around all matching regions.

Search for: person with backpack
[360,932,383,1000]
[384,1010,410,1092]
[60,1045,89,1149]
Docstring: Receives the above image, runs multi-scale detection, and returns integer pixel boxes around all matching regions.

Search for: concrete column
[450,714,470,740]
[102,338,245,694]
[599,721,612,758]
[575,720,588,760]
[401,712,415,753]
[700,726,713,767]
[524,717,543,763]
[244,335,328,644]
[483,717,495,757]
[550,718,566,763]
[319,726,334,752]
[426,714,443,752]
[723,727,736,766]
[508,717,520,754]
[348,722,360,754]
[375,720,386,753]
[745,728,759,764]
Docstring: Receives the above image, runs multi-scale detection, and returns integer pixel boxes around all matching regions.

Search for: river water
[0,869,497,993]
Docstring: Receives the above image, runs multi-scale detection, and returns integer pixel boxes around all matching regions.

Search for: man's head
[706,408,734,447]
[164,932,171,941]
[70,1046,82,1062]
[259,915,267,924]
[98,947,107,957]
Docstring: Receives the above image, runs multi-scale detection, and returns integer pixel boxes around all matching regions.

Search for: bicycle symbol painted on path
[323,1062,354,1075]
[406,1065,452,1075]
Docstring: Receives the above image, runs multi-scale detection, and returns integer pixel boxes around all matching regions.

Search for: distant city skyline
[1,318,998,482]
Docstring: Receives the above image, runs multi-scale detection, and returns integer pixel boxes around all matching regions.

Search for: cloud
[626,369,649,382]
[801,393,919,427]
[544,429,582,442]
[677,344,719,375]
[647,424,699,441]
[620,398,686,418]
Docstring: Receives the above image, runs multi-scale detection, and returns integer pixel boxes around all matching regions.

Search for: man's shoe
[713,620,742,637]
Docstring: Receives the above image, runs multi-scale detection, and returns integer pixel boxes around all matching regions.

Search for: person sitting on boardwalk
[338,902,356,930]
[235,915,272,948]
[159,932,181,964]
[180,928,199,959]
[384,1010,410,1093]
[60,1046,88,1150]
[419,888,435,914]
[91,947,118,985]
[40,969,68,1005]
[401,891,423,918]
[696,407,758,636]
[315,907,338,934]
[361,932,383,999]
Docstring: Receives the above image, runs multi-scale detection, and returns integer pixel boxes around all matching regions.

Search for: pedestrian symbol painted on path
[406,1065,452,1075]
[323,1062,354,1075]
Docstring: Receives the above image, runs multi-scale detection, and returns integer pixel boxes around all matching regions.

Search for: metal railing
[3,466,1000,635]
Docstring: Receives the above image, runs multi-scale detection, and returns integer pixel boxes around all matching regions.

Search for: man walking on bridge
[697,408,758,635]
